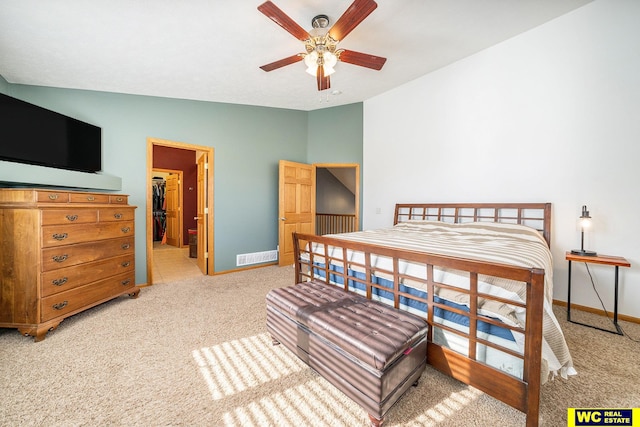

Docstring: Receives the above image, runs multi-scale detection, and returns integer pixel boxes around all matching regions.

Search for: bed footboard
[293,232,545,427]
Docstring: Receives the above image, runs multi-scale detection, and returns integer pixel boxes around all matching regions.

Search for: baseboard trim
[553,299,640,324]
[212,262,279,276]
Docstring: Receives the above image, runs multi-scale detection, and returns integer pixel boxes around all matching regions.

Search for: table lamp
[571,205,597,256]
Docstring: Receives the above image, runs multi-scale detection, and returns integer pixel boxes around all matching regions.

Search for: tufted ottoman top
[267,281,428,372]
[267,280,353,322]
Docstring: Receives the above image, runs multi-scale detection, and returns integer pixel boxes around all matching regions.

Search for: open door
[164,173,181,247]
[196,153,208,274]
[278,160,315,266]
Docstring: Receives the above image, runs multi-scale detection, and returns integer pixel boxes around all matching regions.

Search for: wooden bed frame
[293,202,552,427]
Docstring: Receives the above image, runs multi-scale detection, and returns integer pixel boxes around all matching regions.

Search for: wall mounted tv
[0,93,101,173]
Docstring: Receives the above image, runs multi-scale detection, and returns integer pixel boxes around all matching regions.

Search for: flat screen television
[0,93,101,173]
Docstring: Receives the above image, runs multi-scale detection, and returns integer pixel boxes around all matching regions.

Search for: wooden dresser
[0,188,139,341]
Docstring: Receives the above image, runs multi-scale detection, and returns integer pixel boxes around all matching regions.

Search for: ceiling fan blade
[338,49,386,70]
[329,0,378,42]
[260,54,304,72]
[257,1,311,41]
[316,66,330,91]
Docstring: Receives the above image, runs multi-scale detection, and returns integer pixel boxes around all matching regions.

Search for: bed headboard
[394,203,552,247]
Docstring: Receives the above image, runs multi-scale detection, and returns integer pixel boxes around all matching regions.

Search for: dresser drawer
[109,195,128,204]
[40,271,136,322]
[98,207,135,222]
[41,254,135,297]
[42,221,134,247]
[41,237,134,271]
[69,193,110,204]
[36,191,70,203]
[41,209,98,225]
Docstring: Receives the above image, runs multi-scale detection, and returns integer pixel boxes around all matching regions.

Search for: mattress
[305,220,576,382]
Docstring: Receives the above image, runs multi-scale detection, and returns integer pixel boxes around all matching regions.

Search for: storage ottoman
[266,280,428,426]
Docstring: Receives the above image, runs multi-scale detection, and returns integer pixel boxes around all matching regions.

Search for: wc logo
[567,409,638,426]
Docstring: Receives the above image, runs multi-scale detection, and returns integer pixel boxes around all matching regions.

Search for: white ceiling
[0,0,592,112]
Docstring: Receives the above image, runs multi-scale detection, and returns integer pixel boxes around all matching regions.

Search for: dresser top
[0,188,130,206]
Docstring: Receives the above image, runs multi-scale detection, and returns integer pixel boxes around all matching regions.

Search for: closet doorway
[151,169,183,247]
[146,138,214,285]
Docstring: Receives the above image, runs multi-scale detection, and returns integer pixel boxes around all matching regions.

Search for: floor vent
[236,250,278,266]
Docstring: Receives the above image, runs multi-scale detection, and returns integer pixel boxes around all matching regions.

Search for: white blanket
[322,220,576,382]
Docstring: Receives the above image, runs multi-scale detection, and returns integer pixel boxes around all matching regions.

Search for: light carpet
[1,265,638,426]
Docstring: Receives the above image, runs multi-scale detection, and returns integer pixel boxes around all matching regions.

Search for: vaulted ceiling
[0,0,592,111]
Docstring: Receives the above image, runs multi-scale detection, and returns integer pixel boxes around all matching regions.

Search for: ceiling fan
[257,0,387,91]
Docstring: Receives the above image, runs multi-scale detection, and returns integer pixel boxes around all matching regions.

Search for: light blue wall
[2,84,362,279]
[308,103,363,227]
[307,103,363,164]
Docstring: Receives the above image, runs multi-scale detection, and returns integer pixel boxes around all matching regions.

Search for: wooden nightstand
[566,252,630,335]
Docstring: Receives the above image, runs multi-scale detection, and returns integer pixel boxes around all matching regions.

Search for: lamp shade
[579,204,591,220]
[305,51,319,75]
[578,215,592,230]
[324,51,337,68]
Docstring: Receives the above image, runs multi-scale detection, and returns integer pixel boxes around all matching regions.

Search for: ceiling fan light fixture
[305,63,335,77]
[304,49,337,77]
[258,0,386,91]
[304,53,337,77]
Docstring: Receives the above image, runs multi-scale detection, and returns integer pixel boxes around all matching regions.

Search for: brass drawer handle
[121,279,131,286]
[52,277,68,286]
[48,194,59,200]
[116,197,124,202]
[52,233,68,241]
[114,213,123,219]
[121,261,131,267]
[65,214,78,221]
[52,255,68,263]
[52,301,68,310]
[86,196,95,201]
[121,226,131,233]
[121,243,131,250]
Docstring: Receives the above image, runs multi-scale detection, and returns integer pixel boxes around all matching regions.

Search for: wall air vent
[236,250,278,266]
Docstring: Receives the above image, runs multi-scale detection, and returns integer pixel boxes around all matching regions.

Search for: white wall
[363,0,640,318]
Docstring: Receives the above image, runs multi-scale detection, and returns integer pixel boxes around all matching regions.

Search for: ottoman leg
[271,335,281,345]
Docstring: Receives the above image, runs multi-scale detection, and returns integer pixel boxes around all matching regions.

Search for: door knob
[194,216,202,220]
[280,217,286,221]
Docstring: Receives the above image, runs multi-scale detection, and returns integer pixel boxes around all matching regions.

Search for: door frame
[146,137,215,284]
[314,163,360,231]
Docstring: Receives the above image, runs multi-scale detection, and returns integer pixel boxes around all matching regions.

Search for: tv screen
[0,93,101,173]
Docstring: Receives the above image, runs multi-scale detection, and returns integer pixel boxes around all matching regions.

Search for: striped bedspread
[325,220,576,382]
